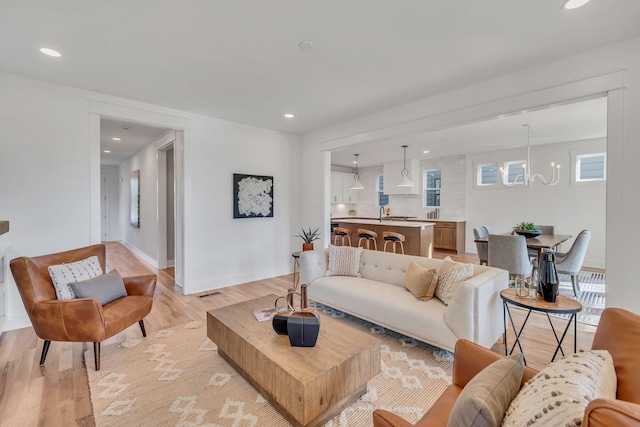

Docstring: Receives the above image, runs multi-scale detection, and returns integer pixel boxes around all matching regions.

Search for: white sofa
[299,248,508,352]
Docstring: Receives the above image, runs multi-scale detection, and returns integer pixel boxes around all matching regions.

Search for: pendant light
[349,154,364,190]
[397,145,413,187]
[499,124,560,186]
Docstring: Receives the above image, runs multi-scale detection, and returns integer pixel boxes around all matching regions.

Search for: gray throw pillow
[447,353,524,427]
[70,270,128,305]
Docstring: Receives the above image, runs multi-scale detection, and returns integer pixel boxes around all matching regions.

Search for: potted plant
[298,226,321,251]
[513,222,541,238]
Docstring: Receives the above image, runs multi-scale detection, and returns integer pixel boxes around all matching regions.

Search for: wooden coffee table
[207,294,381,427]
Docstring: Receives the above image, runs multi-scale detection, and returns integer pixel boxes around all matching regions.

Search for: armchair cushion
[447,353,524,427]
[70,269,127,305]
[503,350,616,427]
[48,255,103,300]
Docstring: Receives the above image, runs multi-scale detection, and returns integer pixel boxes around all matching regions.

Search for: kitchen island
[333,219,435,257]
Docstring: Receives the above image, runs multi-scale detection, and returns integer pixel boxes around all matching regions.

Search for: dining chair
[555,230,591,296]
[472,227,488,265]
[488,234,533,280]
[482,225,496,235]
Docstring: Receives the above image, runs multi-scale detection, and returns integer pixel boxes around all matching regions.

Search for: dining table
[474,233,572,264]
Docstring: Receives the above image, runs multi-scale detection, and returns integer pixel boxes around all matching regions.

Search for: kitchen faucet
[379,205,385,222]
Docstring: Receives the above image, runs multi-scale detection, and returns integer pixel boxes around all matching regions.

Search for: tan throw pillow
[502,350,617,427]
[404,262,438,301]
[435,256,474,305]
[325,245,363,277]
[447,353,524,427]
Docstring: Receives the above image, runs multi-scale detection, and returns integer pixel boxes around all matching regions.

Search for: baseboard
[1,313,31,333]
[183,264,291,295]
[118,240,159,269]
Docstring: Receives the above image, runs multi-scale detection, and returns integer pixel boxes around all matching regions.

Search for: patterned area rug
[87,306,453,426]
[556,271,606,326]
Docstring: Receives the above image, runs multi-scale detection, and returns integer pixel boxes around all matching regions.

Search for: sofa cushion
[70,269,128,305]
[447,353,524,427]
[325,245,363,277]
[404,261,438,301]
[502,350,617,427]
[435,256,474,305]
[48,255,104,300]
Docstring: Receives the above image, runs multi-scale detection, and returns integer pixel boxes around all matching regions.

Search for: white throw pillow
[48,255,104,300]
[502,350,617,427]
[435,256,474,305]
[325,245,363,277]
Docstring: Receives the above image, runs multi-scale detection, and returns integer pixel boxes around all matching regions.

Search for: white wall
[466,138,606,268]
[301,36,640,313]
[0,71,301,331]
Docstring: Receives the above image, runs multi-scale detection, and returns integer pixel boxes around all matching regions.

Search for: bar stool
[357,229,378,250]
[382,231,405,254]
[332,227,352,246]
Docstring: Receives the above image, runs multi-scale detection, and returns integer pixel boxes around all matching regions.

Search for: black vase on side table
[538,249,559,302]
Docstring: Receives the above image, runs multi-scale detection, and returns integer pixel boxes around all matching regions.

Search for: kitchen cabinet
[331,173,358,204]
[433,221,466,254]
[382,159,420,195]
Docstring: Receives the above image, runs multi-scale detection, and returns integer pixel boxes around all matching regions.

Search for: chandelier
[500,124,560,186]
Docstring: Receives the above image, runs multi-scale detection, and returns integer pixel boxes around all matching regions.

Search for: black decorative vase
[538,250,559,303]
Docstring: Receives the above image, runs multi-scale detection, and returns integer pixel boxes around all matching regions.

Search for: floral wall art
[233,173,274,218]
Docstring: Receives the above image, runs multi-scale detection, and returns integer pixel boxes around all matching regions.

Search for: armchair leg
[94,342,101,371]
[139,319,147,337]
[571,275,580,296]
[39,340,51,366]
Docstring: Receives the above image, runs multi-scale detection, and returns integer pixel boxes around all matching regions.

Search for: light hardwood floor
[0,243,597,426]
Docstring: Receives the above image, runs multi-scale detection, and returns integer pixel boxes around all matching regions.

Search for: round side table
[500,288,582,365]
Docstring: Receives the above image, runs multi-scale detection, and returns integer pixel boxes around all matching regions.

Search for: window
[503,161,526,185]
[377,175,389,206]
[477,164,498,186]
[424,170,441,207]
[576,153,606,182]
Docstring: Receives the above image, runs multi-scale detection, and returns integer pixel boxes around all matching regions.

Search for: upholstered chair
[472,227,489,265]
[555,230,591,296]
[373,307,640,427]
[10,244,156,370]
[482,225,496,235]
[488,234,533,279]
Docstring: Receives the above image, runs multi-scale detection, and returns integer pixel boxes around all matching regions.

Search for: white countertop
[335,219,435,228]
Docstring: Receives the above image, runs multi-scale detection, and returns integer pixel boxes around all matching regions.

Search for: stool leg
[392,242,396,253]
[346,236,352,246]
[383,241,389,252]
[399,241,404,254]
[372,239,377,251]
[358,237,364,248]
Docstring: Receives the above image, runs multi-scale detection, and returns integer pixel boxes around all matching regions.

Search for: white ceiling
[1,1,639,137]
[330,96,608,167]
[100,119,170,166]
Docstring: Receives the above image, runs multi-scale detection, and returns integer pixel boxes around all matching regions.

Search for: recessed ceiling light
[423,150,430,154]
[39,48,62,57]
[298,41,314,50]
[284,113,294,118]
[562,0,590,10]
[112,137,122,141]
[103,150,111,153]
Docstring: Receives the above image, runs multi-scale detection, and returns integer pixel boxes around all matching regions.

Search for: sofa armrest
[444,267,508,348]
[124,274,157,297]
[452,339,504,387]
[373,409,414,427]
[584,399,640,426]
[299,249,328,285]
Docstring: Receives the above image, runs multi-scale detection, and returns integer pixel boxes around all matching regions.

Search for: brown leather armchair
[10,244,156,371]
[373,307,640,427]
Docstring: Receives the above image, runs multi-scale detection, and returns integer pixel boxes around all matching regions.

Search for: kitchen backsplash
[331,155,466,220]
